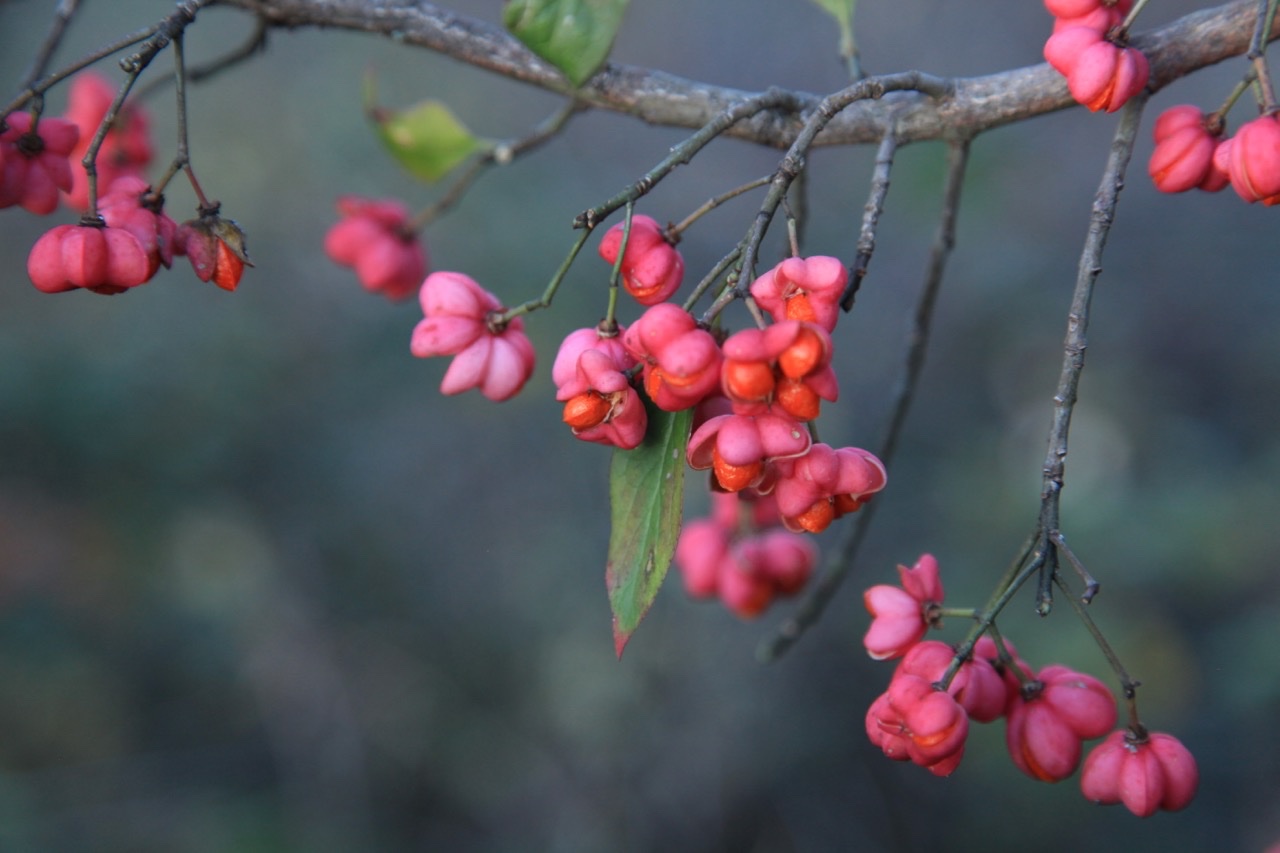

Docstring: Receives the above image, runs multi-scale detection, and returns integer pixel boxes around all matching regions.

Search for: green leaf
[503,0,629,88]
[364,76,486,183]
[808,0,856,62]
[606,400,692,657]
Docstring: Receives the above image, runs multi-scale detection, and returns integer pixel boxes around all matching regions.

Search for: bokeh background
[2,0,1278,850]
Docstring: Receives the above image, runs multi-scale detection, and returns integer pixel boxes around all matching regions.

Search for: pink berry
[324,196,427,300]
[686,411,811,493]
[1081,730,1199,816]
[1043,25,1104,76]
[674,519,731,598]
[27,222,150,294]
[98,175,178,277]
[867,671,970,776]
[622,303,722,412]
[1005,664,1118,782]
[559,348,647,449]
[598,214,684,305]
[1067,41,1149,113]
[1221,114,1280,204]
[1148,106,1228,193]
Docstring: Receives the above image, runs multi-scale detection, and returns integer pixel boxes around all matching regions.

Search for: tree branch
[218,0,1276,147]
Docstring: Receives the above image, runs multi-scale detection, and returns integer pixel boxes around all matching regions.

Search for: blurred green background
[2,0,1278,850]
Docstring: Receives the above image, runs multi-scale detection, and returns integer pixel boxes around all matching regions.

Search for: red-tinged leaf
[606,400,692,657]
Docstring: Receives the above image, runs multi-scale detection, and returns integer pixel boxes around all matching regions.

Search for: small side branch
[842,127,899,310]
[1035,95,1146,615]
[574,88,806,230]
[411,99,585,231]
[724,73,950,322]
[18,0,81,92]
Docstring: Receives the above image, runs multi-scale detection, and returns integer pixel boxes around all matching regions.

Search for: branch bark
[218,0,1276,147]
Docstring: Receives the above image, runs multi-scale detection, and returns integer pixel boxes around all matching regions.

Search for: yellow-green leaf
[606,400,691,657]
[364,78,486,183]
[503,0,629,88]
[809,0,856,62]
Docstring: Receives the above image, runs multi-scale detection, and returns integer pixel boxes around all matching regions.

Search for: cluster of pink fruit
[1043,0,1280,204]
[862,554,1199,817]
[5,72,249,294]
[674,491,817,618]
[385,211,887,614]
[1149,104,1280,204]
[1043,0,1147,114]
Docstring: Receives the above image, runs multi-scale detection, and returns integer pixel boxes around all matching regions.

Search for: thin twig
[1247,0,1280,110]
[410,99,585,231]
[682,242,744,315]
[758,139,970,663]
[669,175,772,237]
[1053,570,1142,732]
[1035,95,1147,615]
[842,127,899,311]
[133,13,269,101]
[1050,529,1099,603]
[490,228,592,325]
[574,88,806,230]
[722,72,950,325]
[18,0,80,92]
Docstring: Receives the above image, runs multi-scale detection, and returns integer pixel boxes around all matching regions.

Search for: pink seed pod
[1044,25,1104,76]
[1005,664,1118,782]
[0,112,80,214]
[1081,730,1199,816]
[623,303,722,412]
[1148,106,1228,193]
[410,271,535,401]
[1067,41,1149,113]
[324,195,427,300]
[27,222,150,294]
[1221,114,1280,204]
[749,255,848,332]
[598,214,684,305]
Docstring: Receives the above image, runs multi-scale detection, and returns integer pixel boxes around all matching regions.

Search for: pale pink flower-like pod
[0,112,79,214]
[410,271,535,402]
[861,553,942,661]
